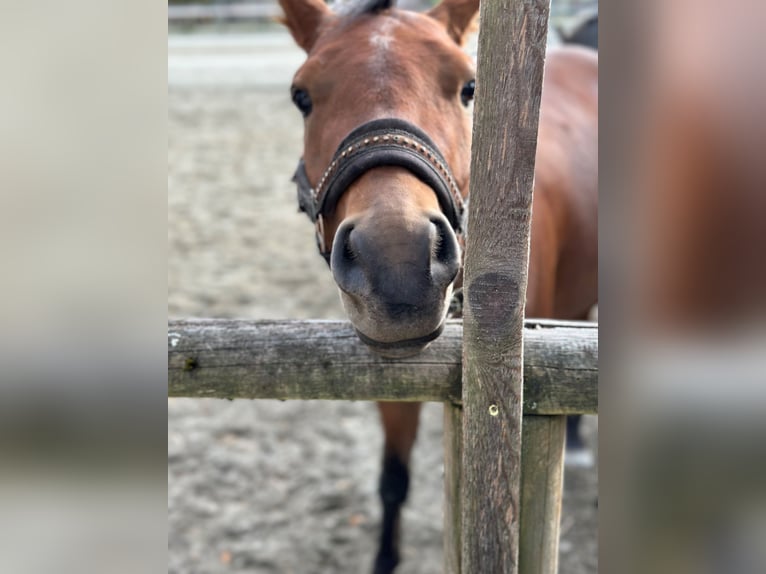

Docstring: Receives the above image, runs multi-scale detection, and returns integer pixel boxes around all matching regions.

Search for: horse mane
[332,0,396,18]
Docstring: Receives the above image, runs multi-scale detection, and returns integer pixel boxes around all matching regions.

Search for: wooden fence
[167,317,596,572]
[168,319,597,411]
[169,1,597,572]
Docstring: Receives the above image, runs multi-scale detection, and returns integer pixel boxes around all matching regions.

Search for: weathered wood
[167,319,597,414]
[168,319,460,402]
[460,0,551,571]
[443,403,463,574]
[519,415,567,574]
[523,321,598,415]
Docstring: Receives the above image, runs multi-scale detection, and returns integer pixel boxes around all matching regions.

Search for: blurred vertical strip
[0,2,167,574]
[603,0,766,572]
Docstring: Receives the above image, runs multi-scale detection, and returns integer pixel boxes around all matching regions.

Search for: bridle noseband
[292,118,466,264]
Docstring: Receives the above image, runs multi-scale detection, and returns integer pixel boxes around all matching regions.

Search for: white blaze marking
[369,18,398,81]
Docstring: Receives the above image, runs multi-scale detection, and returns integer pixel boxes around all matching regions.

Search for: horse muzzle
[330,210,458,357]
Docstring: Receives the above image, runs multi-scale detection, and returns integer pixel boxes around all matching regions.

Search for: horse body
[278,1,597,571]
[527,46,598,319]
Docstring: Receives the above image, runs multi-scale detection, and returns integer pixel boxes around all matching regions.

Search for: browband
[292,118,466,263]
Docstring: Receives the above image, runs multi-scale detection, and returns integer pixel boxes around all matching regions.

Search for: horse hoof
[373,552,399,574]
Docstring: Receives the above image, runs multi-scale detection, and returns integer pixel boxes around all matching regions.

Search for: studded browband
[292,118,467,264]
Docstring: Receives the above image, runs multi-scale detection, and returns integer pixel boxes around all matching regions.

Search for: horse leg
[373,402,421,574]
[566,415,585,449]
[565,414,593,467]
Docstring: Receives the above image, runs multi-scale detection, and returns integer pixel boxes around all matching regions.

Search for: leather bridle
[292,118,467,264]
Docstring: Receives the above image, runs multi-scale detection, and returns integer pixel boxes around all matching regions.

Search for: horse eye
[291,88,313,117]
[460,79,475,107]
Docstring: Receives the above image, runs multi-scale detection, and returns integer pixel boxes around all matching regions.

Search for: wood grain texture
[167,319,597,414]
[519,415,566,574]
[443,403,463,574]
[460,0,551,571]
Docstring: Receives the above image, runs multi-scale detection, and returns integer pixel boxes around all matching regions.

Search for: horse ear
[427,0,480,45]
[278,0,333,52]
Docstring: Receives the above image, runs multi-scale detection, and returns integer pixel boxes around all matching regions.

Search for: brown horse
[278,0,597,571]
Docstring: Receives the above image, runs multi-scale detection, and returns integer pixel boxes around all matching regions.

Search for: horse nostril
[430,216,458,263]
[333,223,356,262]
[429,216,460,284]
[343,230,356,262]
[331,222,367,295]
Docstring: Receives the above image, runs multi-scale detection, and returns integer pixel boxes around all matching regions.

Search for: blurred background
[5,1,763,573]
[167,1,598,573]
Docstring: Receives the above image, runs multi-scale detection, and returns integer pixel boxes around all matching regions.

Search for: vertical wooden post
[460,0,550,572]
[443,403,463,574]
[519,415,567,574]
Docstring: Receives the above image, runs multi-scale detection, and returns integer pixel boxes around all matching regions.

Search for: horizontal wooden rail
[168,3,280,22]
[168,319,597,414]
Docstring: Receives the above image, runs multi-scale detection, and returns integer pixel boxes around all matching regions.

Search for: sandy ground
[168,30,597,574]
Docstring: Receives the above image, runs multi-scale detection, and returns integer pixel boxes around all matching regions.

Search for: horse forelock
[332,0,396,19]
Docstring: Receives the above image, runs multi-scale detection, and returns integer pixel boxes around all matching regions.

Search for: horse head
[281,0,479,357]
